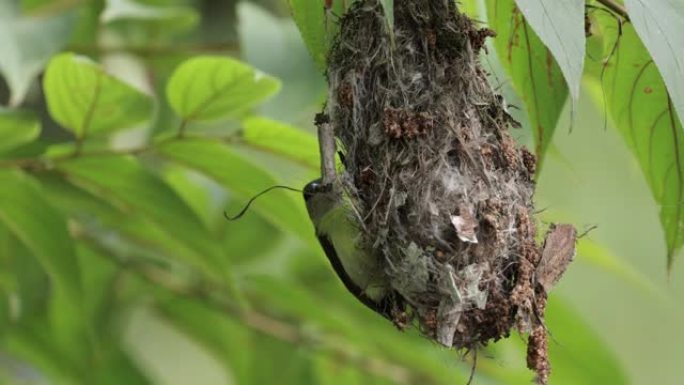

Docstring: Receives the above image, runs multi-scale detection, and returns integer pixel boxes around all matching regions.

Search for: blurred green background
[0,0,683,384]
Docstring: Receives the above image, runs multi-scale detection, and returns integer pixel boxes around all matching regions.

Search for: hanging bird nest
[317,0,576,383]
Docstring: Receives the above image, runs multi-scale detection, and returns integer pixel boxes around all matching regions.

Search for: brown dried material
[382,108,433,139]
[322,0,574,381]
[469,27,497,52]
[537,225,577,293]
[522,148,537,178]
[527,325,551,385]
[338,81,354,108]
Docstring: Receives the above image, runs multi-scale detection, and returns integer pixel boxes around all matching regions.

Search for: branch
[317,122,337,185]
[596,0,630,21]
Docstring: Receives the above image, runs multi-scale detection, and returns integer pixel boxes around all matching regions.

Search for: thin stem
[596,0,630,21]
[317,122,337,185]
[74,135,85,156]
[177,119,190,138]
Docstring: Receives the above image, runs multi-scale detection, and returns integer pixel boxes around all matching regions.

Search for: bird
[303,178,398,320]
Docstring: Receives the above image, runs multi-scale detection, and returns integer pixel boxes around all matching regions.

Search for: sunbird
[303,179,396,319]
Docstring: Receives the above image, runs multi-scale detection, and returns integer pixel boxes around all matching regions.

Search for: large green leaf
[243,275,467,385]
[577,239,659,295]
[545,297,628,384]
[166,56,280,122]
[56,155,230,281]
[38,172,212,275]
[92,347,151,385]
[43,53,154,138]
[587,19,684,269]
[3,321,82,385]
[512,0,585,102]
[157,296,252,385]
[624,0,684,131]
[101,0,199,33]
[482,297,627,385]
[0,109,41,155]
[156,140,315,248]
[0,170,81,306]
[248,334,316,385]
[242,116,319,169]
[287,0,332,71]
[0,3,74,106]
[486,0,568,165]
[379,0,394,33]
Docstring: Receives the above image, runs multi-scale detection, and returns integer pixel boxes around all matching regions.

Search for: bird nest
[317,0,575,383]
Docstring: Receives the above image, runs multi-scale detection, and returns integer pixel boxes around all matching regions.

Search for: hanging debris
[311,0,576,383]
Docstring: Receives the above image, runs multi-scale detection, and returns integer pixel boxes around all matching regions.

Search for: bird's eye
[303,179,323,201]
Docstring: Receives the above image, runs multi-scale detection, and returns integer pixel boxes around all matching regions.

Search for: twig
[317,122,337,185]
[596,0,630,21]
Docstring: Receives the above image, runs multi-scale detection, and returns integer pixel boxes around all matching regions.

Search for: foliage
[0,0,681,384]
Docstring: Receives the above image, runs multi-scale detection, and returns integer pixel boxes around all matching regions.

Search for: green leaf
[486,0,568,166]
[244,275,469,384]
[313,355,365,385]
[3,321,82,385]
[242,117,319,169]
[586,19,684,269]
[0,3,74,106]
[0,170,81,306]
[157,296,251,385]
[512,0,585,102]
[624,0,684,131]
[166,56,280,122]
[288,0,331,71]
[39,172,210,272]
[248,334,316,385]
[0,109,41,154]
[544,297,628,384]
[577,239,659,296]
[101,0,199,33]
[481,297,627,385]
[156,140,315,248]
[43,53,154,138]
[379,0,394,32]
[56,155,231,281]
[93,348,151,385]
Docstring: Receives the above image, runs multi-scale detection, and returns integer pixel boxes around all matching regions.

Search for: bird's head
[303,179,339,227]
